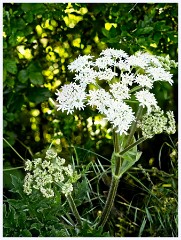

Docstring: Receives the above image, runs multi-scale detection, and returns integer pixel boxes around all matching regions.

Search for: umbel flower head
[23,149,81,198]
[56,48,177,136]
[138,107,176,139]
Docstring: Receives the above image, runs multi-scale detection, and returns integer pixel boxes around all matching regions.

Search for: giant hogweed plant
[24,48,177,231]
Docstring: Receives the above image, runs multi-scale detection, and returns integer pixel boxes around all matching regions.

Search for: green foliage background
[3,3,178,237]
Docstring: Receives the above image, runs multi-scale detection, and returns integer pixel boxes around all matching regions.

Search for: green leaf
[119,151,142,177]
[3,205,16,228]
[112,135,142,178]
[30,222,43,231]
[77,221,110,237]
[20,229,32,237]
[8,34,18,46]
[138,217,147,237]
[136,26,153,35]
[102,28,110,38]
[4,59,17,74]
[18,69,29,83]
[29,72,44,85]
[6,113,15,121]
[74,179,89,206]
[11,18,26,30]
[153,32,162,44]
[27,62,41,72]
[107,36,121,43]
[109,26,118,37]
[26,87,51,104]
[10,175,24,197]
[21,3,33,12]
[24,11,34,23]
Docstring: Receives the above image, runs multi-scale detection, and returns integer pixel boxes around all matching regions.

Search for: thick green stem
[98,131,121,227]
[98,106,144,228]
[114,130,122,176]
[67,194,82,227]
[125,106,143,147]
[98,176,119,227]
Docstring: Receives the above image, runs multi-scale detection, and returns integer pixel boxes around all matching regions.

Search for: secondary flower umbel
[56,48,177,135]
[23,148,81,198]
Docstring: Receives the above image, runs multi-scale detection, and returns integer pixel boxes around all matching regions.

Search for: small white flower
[139,108,176,138]
[68,55,94,72]
[33,158,42,168]
[42,160,51,169]
[33,167,43,177]
[135,89,159,113]
[53,171,64,183]
[61,182,73,196]
[64,164,74,177]
[47,163,56,174]
[100,48,128,59]
[166,111,176,134]
[127,55,148,69]
[74,67,97,87]
[134,74,153,89]
[146,67,173,85]
[116,59,131,72]
[55,156,66,166]
[40,187,54,198]
[24,149,80,198]
[42,173,53,185]
[56,82,86,114]
[46,149,57,159]
[135,51,162,68]
[87,89,112,113]
[121,73,135,86]
[110,82,130,100]
[24,159,32,171]
[97,68,118,81]
[23,173,33,195]
[95,56,115,69]
[104,100,135,135]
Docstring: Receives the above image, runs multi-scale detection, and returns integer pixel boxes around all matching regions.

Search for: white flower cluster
[23,149,80,198]
[138,108,176,138]
[56,48,177,135]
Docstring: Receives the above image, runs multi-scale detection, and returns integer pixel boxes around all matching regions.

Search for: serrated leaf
[10,175,24,197]
[74,179,90,206]
[17,211,27,227]
[7,199,28,210]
